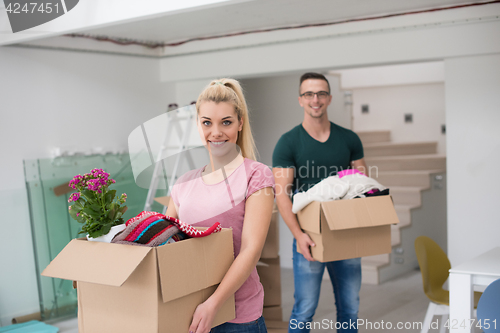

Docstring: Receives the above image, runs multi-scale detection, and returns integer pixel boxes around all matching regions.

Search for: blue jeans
[211,316,267,333]
[289,239,361,333]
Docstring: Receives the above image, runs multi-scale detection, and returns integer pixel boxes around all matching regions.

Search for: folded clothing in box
[111,211,222,247]
[292,169,388,213]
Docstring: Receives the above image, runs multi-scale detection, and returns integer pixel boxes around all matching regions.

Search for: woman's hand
[188,298,218,333]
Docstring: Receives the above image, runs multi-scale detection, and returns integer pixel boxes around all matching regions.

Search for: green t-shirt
[272,122,364,194]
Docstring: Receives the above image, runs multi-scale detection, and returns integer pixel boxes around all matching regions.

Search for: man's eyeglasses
[299,91,330,99]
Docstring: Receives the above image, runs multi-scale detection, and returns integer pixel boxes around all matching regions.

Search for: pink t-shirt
[170,158,275,323]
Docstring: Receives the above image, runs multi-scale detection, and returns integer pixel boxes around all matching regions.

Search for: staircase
[357,131,447,285]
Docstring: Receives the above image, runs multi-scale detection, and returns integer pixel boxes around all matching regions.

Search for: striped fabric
[124,216,165,242]
[125,211,223,238]
[112,213,180,247]
[111,210,221,247]
[162,214,222,237]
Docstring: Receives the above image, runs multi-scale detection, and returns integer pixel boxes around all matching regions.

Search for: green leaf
[102,223,112,235]
[108,208,116,221]
[105,190,116,203]
[85,222,101,236]
[73,201,83,211]
[88,223,112,238]
[90,203,102,212]
[81,189,94,199]
[82,207,100,218]
[68,207,78,219]
[68,207,83,222]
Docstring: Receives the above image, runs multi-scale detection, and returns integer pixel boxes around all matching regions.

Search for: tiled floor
[52,267,455,333]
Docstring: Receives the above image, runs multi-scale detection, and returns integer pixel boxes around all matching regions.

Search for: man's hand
[296,232,316,261]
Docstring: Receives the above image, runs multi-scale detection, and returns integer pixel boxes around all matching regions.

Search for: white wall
[445,54,500,266]
[332,62,445,89]
[330,62,446,153]
[0,46,173,325]
[175,79,210,106]
[351,83,446,154]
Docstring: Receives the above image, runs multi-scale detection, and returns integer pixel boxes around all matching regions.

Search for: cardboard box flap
[296,201,321,233]
[320,196,399,231]
[157,229,234,303]
[42,239,153,286]
[154,196,171,206]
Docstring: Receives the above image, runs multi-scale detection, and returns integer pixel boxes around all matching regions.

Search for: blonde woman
[166,78,275,333]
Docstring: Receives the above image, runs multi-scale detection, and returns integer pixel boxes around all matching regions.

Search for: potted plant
[67,168,128,242]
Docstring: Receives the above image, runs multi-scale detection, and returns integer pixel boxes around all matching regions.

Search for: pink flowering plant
[67,168,128,238]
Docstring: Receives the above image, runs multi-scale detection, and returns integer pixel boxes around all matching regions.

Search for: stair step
[390,186,423,206]
[391,204,417,246]
[362,254,390,284]
[364,141,437,157]
[392,201,431,244]
[391,225,401,246]
[356,131,391,144]
[393,204,415,228]
[362,254,389,266]
[366,154,446,172]
[374,170,444,188]
[361,265,381,285]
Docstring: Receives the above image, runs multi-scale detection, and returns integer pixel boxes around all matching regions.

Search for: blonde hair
[196,78,257,161]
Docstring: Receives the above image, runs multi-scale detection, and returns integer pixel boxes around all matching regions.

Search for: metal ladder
[144,104,198,212]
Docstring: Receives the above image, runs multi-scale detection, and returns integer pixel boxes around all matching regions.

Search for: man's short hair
[299,72,331,94]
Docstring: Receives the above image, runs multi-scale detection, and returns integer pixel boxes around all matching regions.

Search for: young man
[272,73,368,333]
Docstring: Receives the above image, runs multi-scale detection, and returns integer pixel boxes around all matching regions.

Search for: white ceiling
[80,0,486,44]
